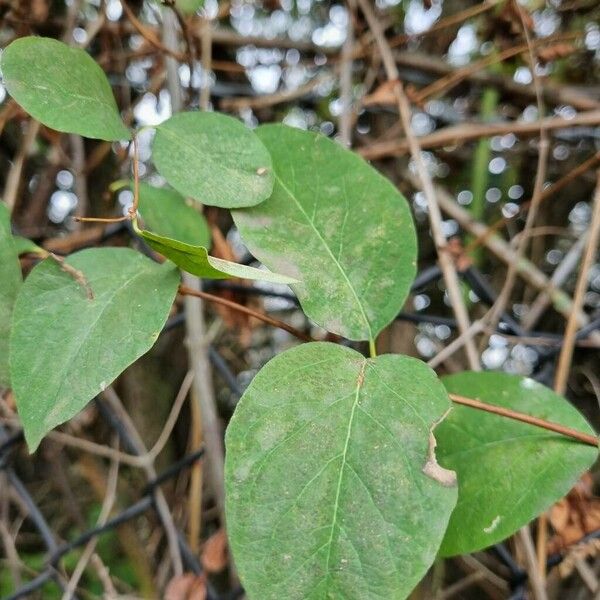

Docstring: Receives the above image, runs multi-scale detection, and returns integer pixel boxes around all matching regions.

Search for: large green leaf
[225,342,457,599]
[152,112,274,208]
[232,125,417,342]
[1,37,130,141]
[138,182,211,247]
[10,248,179,451]
[0,203,22,387]
[134,221,297,285]
[437,371,598,557]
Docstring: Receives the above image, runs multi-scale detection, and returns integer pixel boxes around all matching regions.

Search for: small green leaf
[138,182,211,247]
[0,203,22,387]
[1,37,130,141]
[232,124,417,342]
[12,236,45,256]
[10,247,179,451]
[135,222,298,285]
[225,342,457,600]
[437,371,598,557]
[172,0,204,13]
[152,112,274,208]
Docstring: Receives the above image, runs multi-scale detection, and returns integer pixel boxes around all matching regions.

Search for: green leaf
[134,222,298,285]
[436,371,598,557]
[9,247,179,451]
[12,236,45,256]
[232,125,417,342]
[225,342,457,600]
[1,37,130,141]
[0,203,22,387]
[138,182,211,247]
[172,0,204,13]
[152,112,274,208]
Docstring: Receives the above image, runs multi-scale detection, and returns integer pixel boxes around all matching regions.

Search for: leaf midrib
[273,172,373,341]
[322,360,366,592]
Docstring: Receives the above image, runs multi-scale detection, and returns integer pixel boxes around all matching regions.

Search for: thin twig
[554,172,600,394]
[356,0,480,370]
[61,436,120,599]
[178,285,315,342]
[449,393,599,447]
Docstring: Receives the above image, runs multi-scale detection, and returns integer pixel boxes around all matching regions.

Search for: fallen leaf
[165,573,206,600]
[201,529,229,573]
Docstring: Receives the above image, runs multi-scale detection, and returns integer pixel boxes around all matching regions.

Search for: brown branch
[449,393,599,448]
[359,110,600,159]
[178,285,315,343]
[554,171,600,394]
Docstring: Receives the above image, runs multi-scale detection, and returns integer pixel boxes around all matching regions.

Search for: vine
[1,35,598,599]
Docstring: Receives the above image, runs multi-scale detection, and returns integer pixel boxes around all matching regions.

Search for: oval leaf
[437,371,598,557]
[10,247,179,451]
[0,203,22,387]
[232,125,417,342]
[138,182,211,247]
[134,221,297,285]
[225,342,457,599]
[1,37,130,141]
[152,112,274,208]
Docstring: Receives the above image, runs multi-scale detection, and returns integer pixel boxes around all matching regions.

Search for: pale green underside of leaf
[437,371,598,557]
[232,124,417,342]
[137,181,211,248]
[152,112,274,208]
[1,37,130,141]
[0,203,22,387]
[9,248,179,451]
[135,224,298,285]
[225,342,457,600]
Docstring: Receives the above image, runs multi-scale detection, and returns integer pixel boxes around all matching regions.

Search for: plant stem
[449,393,599,447]
[178,285,315,342]
[369,338,377,358]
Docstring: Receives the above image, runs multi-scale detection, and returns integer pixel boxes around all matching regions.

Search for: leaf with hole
[137,182,211,248]
[232,125,417,342]
[152,112,274,208]
[436,371,598,557]
[134,221,297,285]
[9,247,179,451]
[225,342,457,600]
[1,37,130,141]
[0,203,22,387]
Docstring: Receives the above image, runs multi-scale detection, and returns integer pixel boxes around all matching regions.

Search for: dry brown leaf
[362,80,398,107]
[548,473,600,554]
[165,573,206,600]
[201,528,229,573]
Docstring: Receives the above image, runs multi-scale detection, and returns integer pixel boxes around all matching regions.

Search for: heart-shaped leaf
[225,342,457,599]
[134,221,297,285]
[10,247,179,451]
[0,203,22,387]
[436,371,598,557]
[1,37,130,141]
[152,112,273,208]
[138,182,211,248]
[232,125,417,342]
